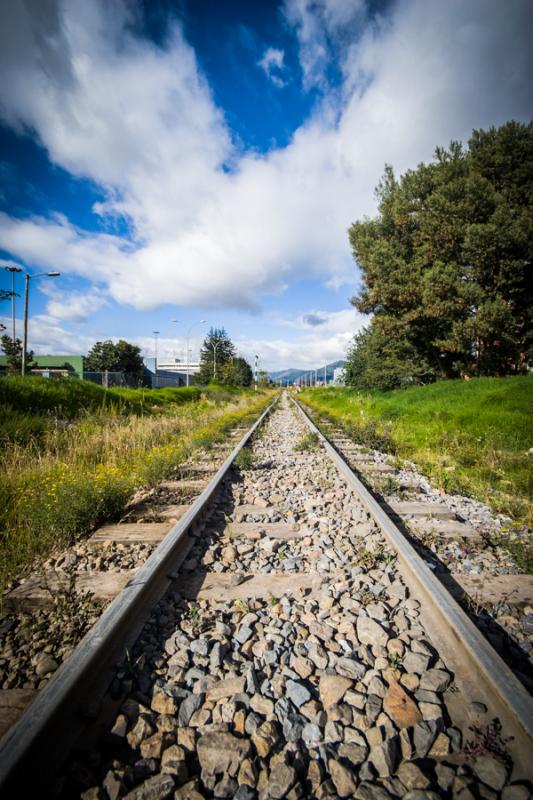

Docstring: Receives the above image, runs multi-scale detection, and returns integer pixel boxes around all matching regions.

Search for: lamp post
[2,263,22,341]
[152,331,160,366]
[209,339,222,380]
[179,320,207,386]
[254,354,259,391]
[22,271,60,376]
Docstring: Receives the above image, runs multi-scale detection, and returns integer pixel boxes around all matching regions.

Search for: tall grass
[0,385,273,592]
[300,376,533,524]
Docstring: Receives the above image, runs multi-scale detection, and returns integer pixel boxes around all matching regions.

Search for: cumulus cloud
[0,0,531,317]
[42,285,109,322]
[236,309,368,371]
[258,47,287,87]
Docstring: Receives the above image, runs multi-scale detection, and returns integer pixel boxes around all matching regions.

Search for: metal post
[11,269,16,342]
[254,354,258,391]
[22,274,29,376]
[186,336,190,387]
[324,364,326,386]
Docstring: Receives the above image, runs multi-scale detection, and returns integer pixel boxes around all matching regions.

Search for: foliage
[257,370,271,387]
[222,356,253,386]
[293,431,320,452]
[347,121,533,389]
[85,339,144,376]
[198,327,236,384]
[300,376,533,524]
[1,334,34,374]
[234,446,256,470]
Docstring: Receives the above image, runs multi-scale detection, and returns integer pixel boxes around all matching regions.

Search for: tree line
[345,120,532,390]
[1,326,256,387]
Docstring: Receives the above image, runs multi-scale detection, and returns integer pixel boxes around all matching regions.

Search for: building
[0,354,84,377]
[157,358,201,376]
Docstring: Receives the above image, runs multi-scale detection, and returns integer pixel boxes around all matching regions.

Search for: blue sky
[0,0,531,370]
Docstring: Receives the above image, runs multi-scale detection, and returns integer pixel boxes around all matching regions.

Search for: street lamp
[254,354,259,391]
[171,319,208,385]
[152,331,160,365]
[2,263,23,341]
[209,338,222,381]
[22,271,60,376]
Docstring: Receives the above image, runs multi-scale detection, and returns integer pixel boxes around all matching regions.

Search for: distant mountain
[269,360,346,384]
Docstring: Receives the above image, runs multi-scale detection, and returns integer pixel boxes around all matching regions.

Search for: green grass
[0,378,274,593]
[300,377,533,525]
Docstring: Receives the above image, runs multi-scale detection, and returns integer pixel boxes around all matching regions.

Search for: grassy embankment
[300,377,533,530]
[0,377,274,592]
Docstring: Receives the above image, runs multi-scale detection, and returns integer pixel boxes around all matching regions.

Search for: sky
[0,0,531,371]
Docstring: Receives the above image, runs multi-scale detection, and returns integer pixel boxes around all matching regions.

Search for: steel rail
[0,397,278,794]
[293,396,533,780]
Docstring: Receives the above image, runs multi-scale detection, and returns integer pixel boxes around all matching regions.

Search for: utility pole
[254,354,258,391]
[22,271,60,376]
[153,331,160,367]
[3,264,22,341]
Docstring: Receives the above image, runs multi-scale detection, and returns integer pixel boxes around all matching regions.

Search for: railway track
[0,393,532,798]
[295,398,533,693]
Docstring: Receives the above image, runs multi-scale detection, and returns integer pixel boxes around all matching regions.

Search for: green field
[300,377,533,525]
[0,377,273,592]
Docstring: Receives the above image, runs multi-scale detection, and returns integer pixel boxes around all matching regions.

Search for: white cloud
[42,286,109,322]
[236,308,368,370]
[258,47,287,88]
[0,0,531,320]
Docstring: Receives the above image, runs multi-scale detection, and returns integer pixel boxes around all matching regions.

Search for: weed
[234,598,250,614]
[464,719,513,767]
[123,647,143,677]
[186,603,202,626]
[267,591,278,606]
[388,653,403,669]
[378,475,399,496]
[294,432,320,452]
[234,447,256,471]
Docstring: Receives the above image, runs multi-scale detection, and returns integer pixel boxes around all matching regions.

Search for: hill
[269,360,345,384]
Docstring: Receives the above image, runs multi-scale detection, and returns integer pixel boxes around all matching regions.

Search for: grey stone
[397,762,430,790]
[335,657,366,680]
[402,652,430,674]
[435,763,455,792]
[357,617,389,646]
[502,786,531,800]
[302,723,322,744]
[35,654,59,677]
[403,792,441,800]
[233,788,257,800]
[369,736,400,778]
[338,743,367,765]
[197,732,252,777]
[473,756,508,791]
[213,775,238,798]
[286,679,311,708]
[413,721,438,758]
[355,783,393,800]
[210,642,225,669]
[419,669,451,693]
[178,693,204,727]
[269,763,297,799]
[122,773,175,800]
[329,759,357,798]
[282,711,307,742]
[235,626,254,645]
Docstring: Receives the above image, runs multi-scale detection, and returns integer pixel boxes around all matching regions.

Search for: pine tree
[197,328,236,384]
[347,120,532,388]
